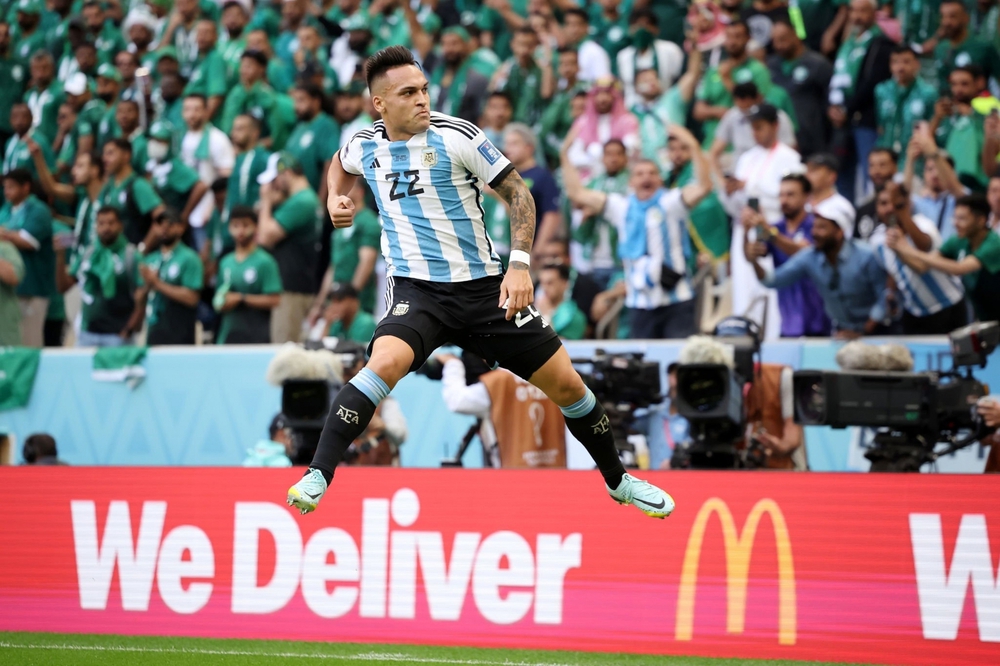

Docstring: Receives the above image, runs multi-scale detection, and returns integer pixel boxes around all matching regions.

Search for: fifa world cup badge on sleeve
[478,140,502,165]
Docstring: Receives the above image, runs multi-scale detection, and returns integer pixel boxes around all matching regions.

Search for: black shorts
[368,275,563,380]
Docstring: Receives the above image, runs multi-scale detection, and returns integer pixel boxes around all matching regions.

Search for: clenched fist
[328,194,356,228]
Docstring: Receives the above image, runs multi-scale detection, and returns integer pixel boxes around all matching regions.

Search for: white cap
[812,195,856,237]
[123,8,158,35]
[64,72,89,96]
[256,152,280,185]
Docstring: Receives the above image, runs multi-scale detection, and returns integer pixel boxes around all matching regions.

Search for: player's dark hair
[733,81,759,100]
[564,8,588,23]
[781,172,812,194]
[542,263,571,281]
[956,193,990,219]
[629,8,658,27]
[365,45,417,89]
[96,205,123,221]
[107,137,133,154]
[869,147,898,165]
[891,44,918,58]
[2,168,32,186]
[229,205,257,224]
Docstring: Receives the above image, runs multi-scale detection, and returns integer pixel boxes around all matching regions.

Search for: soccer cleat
[607,473,675,519]
[287,468,329,515]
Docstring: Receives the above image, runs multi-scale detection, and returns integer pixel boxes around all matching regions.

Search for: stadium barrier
[1,467,998,665]
[0,339,995,472]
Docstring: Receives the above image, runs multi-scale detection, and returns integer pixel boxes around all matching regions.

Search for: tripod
[441,419,492,467]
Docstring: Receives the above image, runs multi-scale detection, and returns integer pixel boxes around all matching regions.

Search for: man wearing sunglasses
[746,205,889,339]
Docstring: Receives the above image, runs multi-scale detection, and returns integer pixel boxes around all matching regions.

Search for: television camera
[793,322,1000,471]
[671,317,764,469]
[572,350,663,466]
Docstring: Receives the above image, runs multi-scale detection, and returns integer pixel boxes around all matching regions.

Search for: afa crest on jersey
[421,148,438,168]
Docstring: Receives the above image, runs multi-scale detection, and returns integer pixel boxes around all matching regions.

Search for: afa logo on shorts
[478,140,503,165]
[392,301,410,316]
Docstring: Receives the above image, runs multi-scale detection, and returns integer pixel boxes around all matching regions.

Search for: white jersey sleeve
[338,128,372,176]
[436,114,514,188]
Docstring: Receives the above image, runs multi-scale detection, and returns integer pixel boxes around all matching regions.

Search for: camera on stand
[572,350,662,467]
[793,322,1000,472]
[671,317,763,469]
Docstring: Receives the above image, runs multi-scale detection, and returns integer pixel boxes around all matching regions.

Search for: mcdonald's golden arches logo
[675,498,796,645]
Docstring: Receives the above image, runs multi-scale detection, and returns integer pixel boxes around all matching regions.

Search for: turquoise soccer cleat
[287,468,329,515]
[607,473,676,519]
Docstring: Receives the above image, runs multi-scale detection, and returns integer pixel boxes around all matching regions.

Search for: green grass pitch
[0,632,877,666]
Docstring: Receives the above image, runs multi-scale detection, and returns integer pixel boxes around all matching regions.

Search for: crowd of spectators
[3,0,1000,349]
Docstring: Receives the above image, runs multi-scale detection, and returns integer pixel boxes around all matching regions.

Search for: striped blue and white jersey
[603,189,694,310]
[339,112,514,282]
[870,214,965,317]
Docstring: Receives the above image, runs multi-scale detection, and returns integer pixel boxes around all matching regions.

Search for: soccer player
[287,46,675,519]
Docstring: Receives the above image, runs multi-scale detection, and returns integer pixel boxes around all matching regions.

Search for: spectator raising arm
[887,228,982,275]
[560,127,610,216]
[25,137,75,203]
[257,183,289,249]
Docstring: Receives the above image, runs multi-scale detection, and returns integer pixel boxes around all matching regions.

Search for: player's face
[373,64,431,136]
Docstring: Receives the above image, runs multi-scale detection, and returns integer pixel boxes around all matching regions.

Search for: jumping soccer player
[287,46,675,518]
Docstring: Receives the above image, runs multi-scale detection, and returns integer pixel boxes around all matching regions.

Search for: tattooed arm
[492,168,536,319]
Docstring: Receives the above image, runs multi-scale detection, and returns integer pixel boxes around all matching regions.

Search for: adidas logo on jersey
[370,158,381,169]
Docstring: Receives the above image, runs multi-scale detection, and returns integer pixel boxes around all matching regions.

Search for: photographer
[437,353,566,468]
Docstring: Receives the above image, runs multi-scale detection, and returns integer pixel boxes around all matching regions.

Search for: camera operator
[634,362,690,469]
[339,343,407,465]
[437,353,567,468]
[977,397,1000,473]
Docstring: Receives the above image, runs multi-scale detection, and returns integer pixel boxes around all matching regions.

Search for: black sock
[563,400,626,488]
[308,384,377,484]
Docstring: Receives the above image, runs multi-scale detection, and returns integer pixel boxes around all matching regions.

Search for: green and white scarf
[92,346,147,388]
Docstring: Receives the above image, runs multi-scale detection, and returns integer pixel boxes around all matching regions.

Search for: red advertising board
[0,467,998,664]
